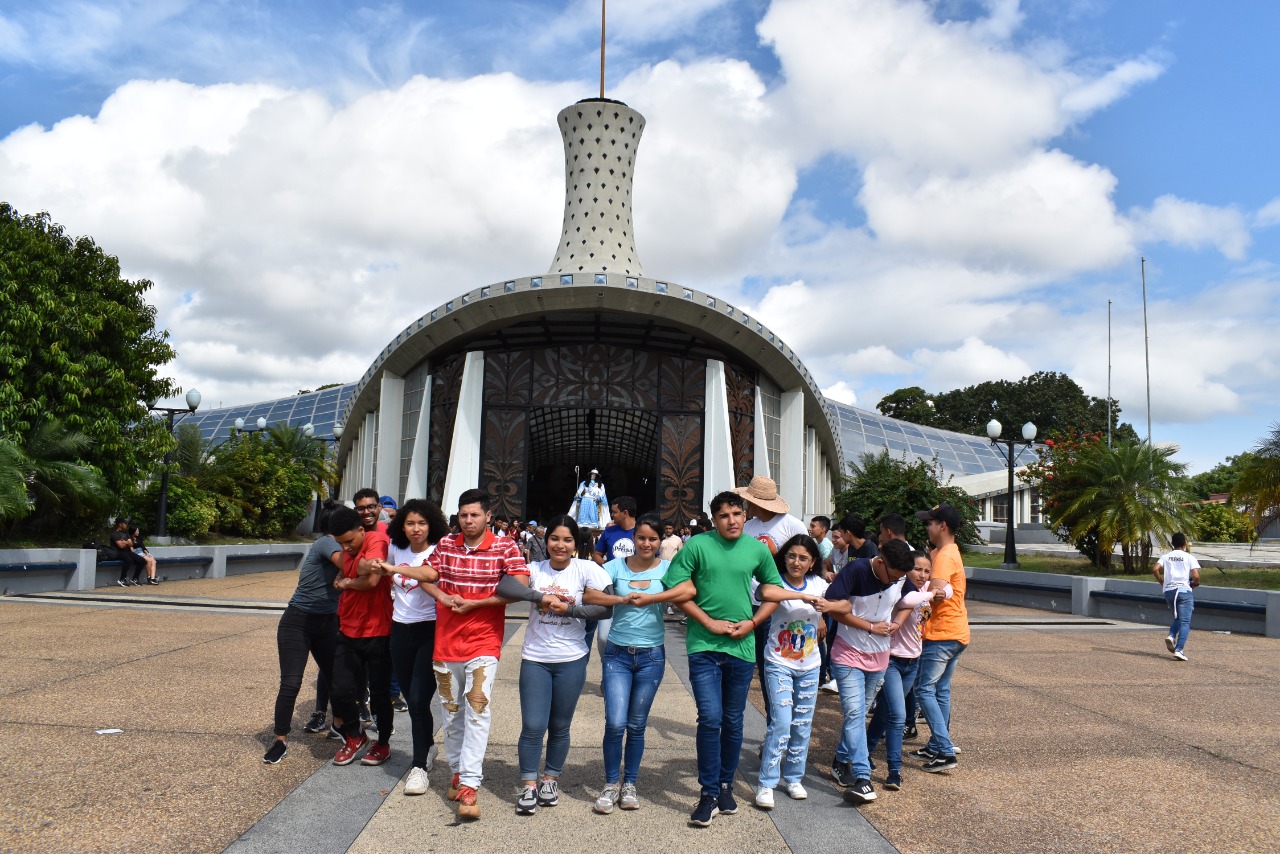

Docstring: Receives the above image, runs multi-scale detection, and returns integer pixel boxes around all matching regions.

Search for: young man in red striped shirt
[430,488,530,819]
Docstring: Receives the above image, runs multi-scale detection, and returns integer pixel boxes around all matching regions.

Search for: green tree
[0,203,177,504]
[1043,441,1195,572]
[0,436,31,523]
[882,372,1138,443]
[1186,453,1255,500]
[1234,424,1280,533]
[266,424,337,499]
[875,386,936,425]
[0,417,112,534]
[1193,503,1254,544]
[833,450,980,548]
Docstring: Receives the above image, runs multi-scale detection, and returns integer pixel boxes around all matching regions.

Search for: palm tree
[1234,422,1280,534]
[0,436,31,523]
[1056,441,1196,572]
[266,424,337,499]
[3,418,112,532]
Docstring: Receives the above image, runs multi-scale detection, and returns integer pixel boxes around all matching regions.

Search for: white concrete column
[779,388,805,516]
[359,411,376,490]
[441,351,486,513]
[703,359,737,495]
[403,376,432,499]
[376,373,405,500]
[754,385,771,479]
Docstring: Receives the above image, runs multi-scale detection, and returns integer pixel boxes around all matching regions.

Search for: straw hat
[734,476,790,515]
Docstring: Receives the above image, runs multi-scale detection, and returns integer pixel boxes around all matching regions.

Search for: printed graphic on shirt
[534,579,575,625]
[773,619,820,662]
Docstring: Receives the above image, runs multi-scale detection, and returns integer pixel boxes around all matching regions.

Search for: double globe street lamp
[148,388,201,539]
[986,418,1037,569]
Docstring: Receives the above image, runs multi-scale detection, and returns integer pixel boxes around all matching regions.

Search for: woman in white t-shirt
[752,533,829,809]
[370,498,447,797]
[495,514,612,815]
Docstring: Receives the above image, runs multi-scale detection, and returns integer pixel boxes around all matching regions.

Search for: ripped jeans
[758,662,820,789]
[433,656,499,790]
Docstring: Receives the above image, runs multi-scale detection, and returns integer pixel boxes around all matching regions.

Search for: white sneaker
[754,786,774,809]
[1173,650,1188,661]
[404,766,429,796]
[1164,635,1175,653]
[820,680,839,694]
[784,782,808,800]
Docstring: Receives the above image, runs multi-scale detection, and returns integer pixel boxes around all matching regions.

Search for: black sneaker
[717,783,738,815]
[844,778,876,804]
[262,740,287,764]
[922,754,957,773]
[884,770,902,791]
[516,784,538,815]
[327,723,343,740]
[908,747,937,761]
[392,694,409,713]
[831,760,856,788]
[903,723,918,741]
[537,777,560,807]
[146,578,160,585]
[116,579,129,587]
[303,712,327,733]
[358,703,374,730]
[688,793,719,827]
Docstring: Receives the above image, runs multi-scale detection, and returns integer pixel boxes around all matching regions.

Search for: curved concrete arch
[338,271,844,481]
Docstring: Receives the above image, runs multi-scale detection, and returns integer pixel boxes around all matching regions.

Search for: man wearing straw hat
[735,476,807,556]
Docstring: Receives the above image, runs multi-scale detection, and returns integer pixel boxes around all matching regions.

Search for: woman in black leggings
[262,517,345,763]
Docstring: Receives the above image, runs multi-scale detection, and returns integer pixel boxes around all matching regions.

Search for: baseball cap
[915,503,961,532]
[379,495,397,509]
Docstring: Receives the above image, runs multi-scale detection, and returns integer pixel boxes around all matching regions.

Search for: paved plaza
[1,571,1278,853]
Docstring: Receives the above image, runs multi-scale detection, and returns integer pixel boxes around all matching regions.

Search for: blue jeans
[687,650,755,796]
[832,662,886,778]
[1165,588,1194,652]
[915,639,966,757]
[866,655,920,773]
[759,663,820,788]
[602,641,666,784]
[517,655,588,779]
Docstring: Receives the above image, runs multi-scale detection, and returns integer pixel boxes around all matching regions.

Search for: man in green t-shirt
[663,490,819,828]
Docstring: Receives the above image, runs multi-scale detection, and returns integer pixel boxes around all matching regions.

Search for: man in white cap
[735,476,807,556]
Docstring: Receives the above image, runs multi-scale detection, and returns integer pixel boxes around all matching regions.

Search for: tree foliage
[0,417,112,534]
[1185,453,1255,500]
[833,450,980,549]
[877,371,1138,443]
[1022,433,1195,571]
[0,204,177,508]
[1193,503,1254,544]
[1234,423,1280,533]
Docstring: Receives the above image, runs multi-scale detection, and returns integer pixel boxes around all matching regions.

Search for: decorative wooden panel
[426,353,465,505]
[528,344,659,409]
[725,363,756,487]
[659,355,705,411]
[484,350,532,405]
[659,414,703,525]
[480,408,527,519]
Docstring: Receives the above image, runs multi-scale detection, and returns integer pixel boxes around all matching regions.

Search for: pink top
[889,584,952,659]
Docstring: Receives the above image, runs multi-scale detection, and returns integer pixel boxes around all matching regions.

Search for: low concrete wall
[2,544,307,593]
[965,565,1280,638]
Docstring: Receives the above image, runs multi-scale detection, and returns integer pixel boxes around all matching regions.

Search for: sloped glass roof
[182,384,355,444]
[826,400,1009,480]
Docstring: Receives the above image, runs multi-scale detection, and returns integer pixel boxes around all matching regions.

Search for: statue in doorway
[569,468,609,529]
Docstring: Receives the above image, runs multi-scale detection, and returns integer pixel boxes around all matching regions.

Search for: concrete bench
[1092,589,1265,615]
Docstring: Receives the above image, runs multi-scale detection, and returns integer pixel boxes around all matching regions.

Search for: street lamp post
[302,421,344,500]
[987,419,1037,569]
[148,388,201,539]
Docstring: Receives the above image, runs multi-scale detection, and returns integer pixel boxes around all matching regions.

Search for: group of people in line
[263,476,971,828]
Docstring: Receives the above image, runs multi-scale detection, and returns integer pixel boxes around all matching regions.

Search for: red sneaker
[456,785,480,819]
[447,773,462,800]
[332,733,369,766]
[361,741,391,766]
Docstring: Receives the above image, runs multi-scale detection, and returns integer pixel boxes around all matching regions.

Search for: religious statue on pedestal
[569,468,608,530]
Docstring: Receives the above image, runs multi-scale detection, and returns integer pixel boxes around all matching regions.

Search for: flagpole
[600,0,607,98]
[1141,257,1151,445]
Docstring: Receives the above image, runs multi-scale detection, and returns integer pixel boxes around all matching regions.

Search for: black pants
[390,619,437,767]
[333,632,393,741]
[272,606,338,736]
[754,617,772,726]
[115,547,143,581]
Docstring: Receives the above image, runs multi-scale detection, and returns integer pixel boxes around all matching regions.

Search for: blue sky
[2,0,1277,473]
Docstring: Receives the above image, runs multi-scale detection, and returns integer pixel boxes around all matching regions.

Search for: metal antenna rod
[1107,298,1112,448]
[600,0,607,99]
[1141,257,1152,445]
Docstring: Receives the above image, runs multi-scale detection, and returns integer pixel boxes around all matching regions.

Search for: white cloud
[821,381,857,405]
[1255,197,1280,228]
[912,337,1033,390]
[1128,194,1251,260]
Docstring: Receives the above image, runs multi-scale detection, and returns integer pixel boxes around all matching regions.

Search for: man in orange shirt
[911,504,968,773]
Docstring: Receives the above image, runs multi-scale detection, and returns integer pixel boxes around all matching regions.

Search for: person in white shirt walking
[1153,532,1201,661]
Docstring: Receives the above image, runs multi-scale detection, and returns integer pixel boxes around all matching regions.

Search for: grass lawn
[962,550,1280,591]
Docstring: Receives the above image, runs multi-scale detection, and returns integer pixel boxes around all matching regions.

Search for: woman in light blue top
[583,513,686,813]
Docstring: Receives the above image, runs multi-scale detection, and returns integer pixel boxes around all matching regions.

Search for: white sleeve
[584,560,612,590]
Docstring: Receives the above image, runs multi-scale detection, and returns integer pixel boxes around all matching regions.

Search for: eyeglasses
[784,554,813,563]
[355,504,379,514]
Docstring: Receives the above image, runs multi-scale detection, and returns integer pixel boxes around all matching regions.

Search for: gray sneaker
[516,784,538,815]
[620,782,640,810]
[594,783,620,814]
[537,777,560,807]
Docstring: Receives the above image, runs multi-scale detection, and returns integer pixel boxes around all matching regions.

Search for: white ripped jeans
[433,655,499,789]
